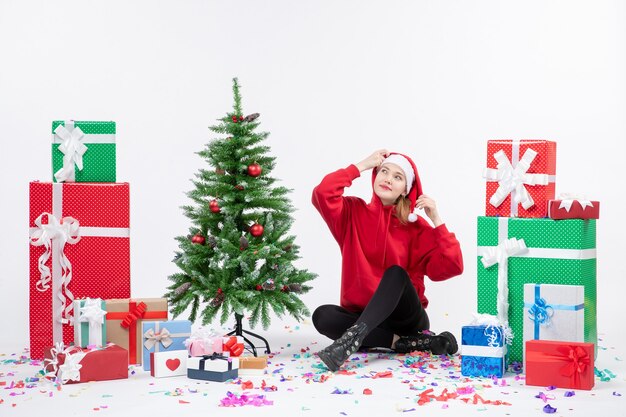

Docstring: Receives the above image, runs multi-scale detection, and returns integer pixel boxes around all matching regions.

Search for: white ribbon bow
[78,298,107,344]
[483,148,549,211]
[29,212,81,324]
[480,237,528,326]
[557,193,594,212]
[58,351,84,383]
[143,328,173,350]
[43,342,65,380]
[43,342,86,384]
[54,124,88,183]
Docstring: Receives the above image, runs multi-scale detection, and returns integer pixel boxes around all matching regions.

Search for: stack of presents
[461,140,599,391]
[29,120,267,384]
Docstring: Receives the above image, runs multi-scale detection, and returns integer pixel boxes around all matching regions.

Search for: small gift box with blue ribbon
[187,353,239,382]
[523,284,584,354]
[73,298,107,348]
[141,320,192,371]
[461,324,509,378]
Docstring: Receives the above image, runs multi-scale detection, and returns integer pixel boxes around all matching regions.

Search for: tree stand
[226,313,271,357]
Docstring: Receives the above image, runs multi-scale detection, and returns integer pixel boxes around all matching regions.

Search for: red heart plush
[166,358,181,371]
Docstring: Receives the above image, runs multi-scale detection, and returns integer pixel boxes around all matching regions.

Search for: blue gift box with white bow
[523,283,584,357]
[141,320,192,371]
[461,325,508,378]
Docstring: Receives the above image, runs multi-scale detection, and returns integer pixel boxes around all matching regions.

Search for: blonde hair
[395,195,411,225]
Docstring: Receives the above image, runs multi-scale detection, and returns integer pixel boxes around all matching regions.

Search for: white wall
[1,0,624,352]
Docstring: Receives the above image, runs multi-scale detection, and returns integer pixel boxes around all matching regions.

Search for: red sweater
[312,164,464,312]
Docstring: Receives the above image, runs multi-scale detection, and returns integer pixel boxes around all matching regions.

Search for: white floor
[1,319,624,417]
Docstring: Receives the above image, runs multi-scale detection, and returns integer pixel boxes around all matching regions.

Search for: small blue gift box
[187,353,239,382]
[142,320,192,371]
[461,325,508,378]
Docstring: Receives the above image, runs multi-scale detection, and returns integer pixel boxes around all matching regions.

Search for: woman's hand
[355,149,389,172]
[416,194,443,227]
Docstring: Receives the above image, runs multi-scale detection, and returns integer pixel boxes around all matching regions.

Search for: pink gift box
[186,336,223,357]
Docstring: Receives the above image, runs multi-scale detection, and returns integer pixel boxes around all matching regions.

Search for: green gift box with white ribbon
[476,216,596,364]
[51,120,116,183]
[73,298,107,348]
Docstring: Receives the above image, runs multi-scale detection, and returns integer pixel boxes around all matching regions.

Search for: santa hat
[372,152,423,222]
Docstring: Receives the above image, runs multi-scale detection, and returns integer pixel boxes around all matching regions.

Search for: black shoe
[394,331,458,355]
[316,322,369,372]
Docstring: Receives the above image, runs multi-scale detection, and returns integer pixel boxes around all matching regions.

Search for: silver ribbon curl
[29,212,81,324]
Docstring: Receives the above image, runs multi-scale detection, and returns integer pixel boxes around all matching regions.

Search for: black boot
[394,331,458,355]
[316,322,369,372]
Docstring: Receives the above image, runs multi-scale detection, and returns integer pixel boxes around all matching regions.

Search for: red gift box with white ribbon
[483,140,556,218]
[548,194,600,220]
[525,339,594,390]
[29,182,131,359]
[43,343,128,384]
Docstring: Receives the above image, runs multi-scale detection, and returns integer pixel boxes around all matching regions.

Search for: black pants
[312,265,430,348]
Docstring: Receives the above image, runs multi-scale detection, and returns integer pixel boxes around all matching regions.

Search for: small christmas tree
[166,78,316,331]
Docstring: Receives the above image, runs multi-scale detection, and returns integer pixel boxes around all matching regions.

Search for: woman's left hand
[416,195,443,227]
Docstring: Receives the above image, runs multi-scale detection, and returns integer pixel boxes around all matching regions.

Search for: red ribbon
[223,336,244,357]
[106,300,167,364]
[120,302,147,329]
[527,344,590,389]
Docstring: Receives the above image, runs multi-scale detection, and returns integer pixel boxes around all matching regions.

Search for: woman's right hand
[355,149,389,172]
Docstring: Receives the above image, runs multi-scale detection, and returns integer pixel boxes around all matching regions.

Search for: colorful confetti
[219,391,273,407]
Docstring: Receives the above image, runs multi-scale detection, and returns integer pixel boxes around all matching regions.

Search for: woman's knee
[312,304,337,332]
[382,265,410,285]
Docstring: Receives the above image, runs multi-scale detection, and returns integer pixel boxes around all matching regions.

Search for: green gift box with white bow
[73,298,107,348]
[476,216,597,364]
[51,120,116,183]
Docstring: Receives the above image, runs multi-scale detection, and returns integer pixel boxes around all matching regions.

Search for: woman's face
[374,163,407,206]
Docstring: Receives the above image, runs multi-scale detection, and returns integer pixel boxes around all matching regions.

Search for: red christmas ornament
[247,163,262,177]
[209,199,220,213]
[250,223,264,237]
[255,284,263,291]
[281,285,289,292]
[191,233,205,245]
[239,115,244,121]
[235,185,244,191]
[232,116,238,123]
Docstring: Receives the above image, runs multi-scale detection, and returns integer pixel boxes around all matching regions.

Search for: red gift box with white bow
[43,343,128,384]
[483,140,556,218]
[525,339,594,390]
[548,195,600,220]
[29,182,131,360]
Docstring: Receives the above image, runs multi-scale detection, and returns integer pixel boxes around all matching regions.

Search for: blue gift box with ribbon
[187,353,239,382]
[461,325,508,378]
[523,283,584,355]
[141,320,192,371]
